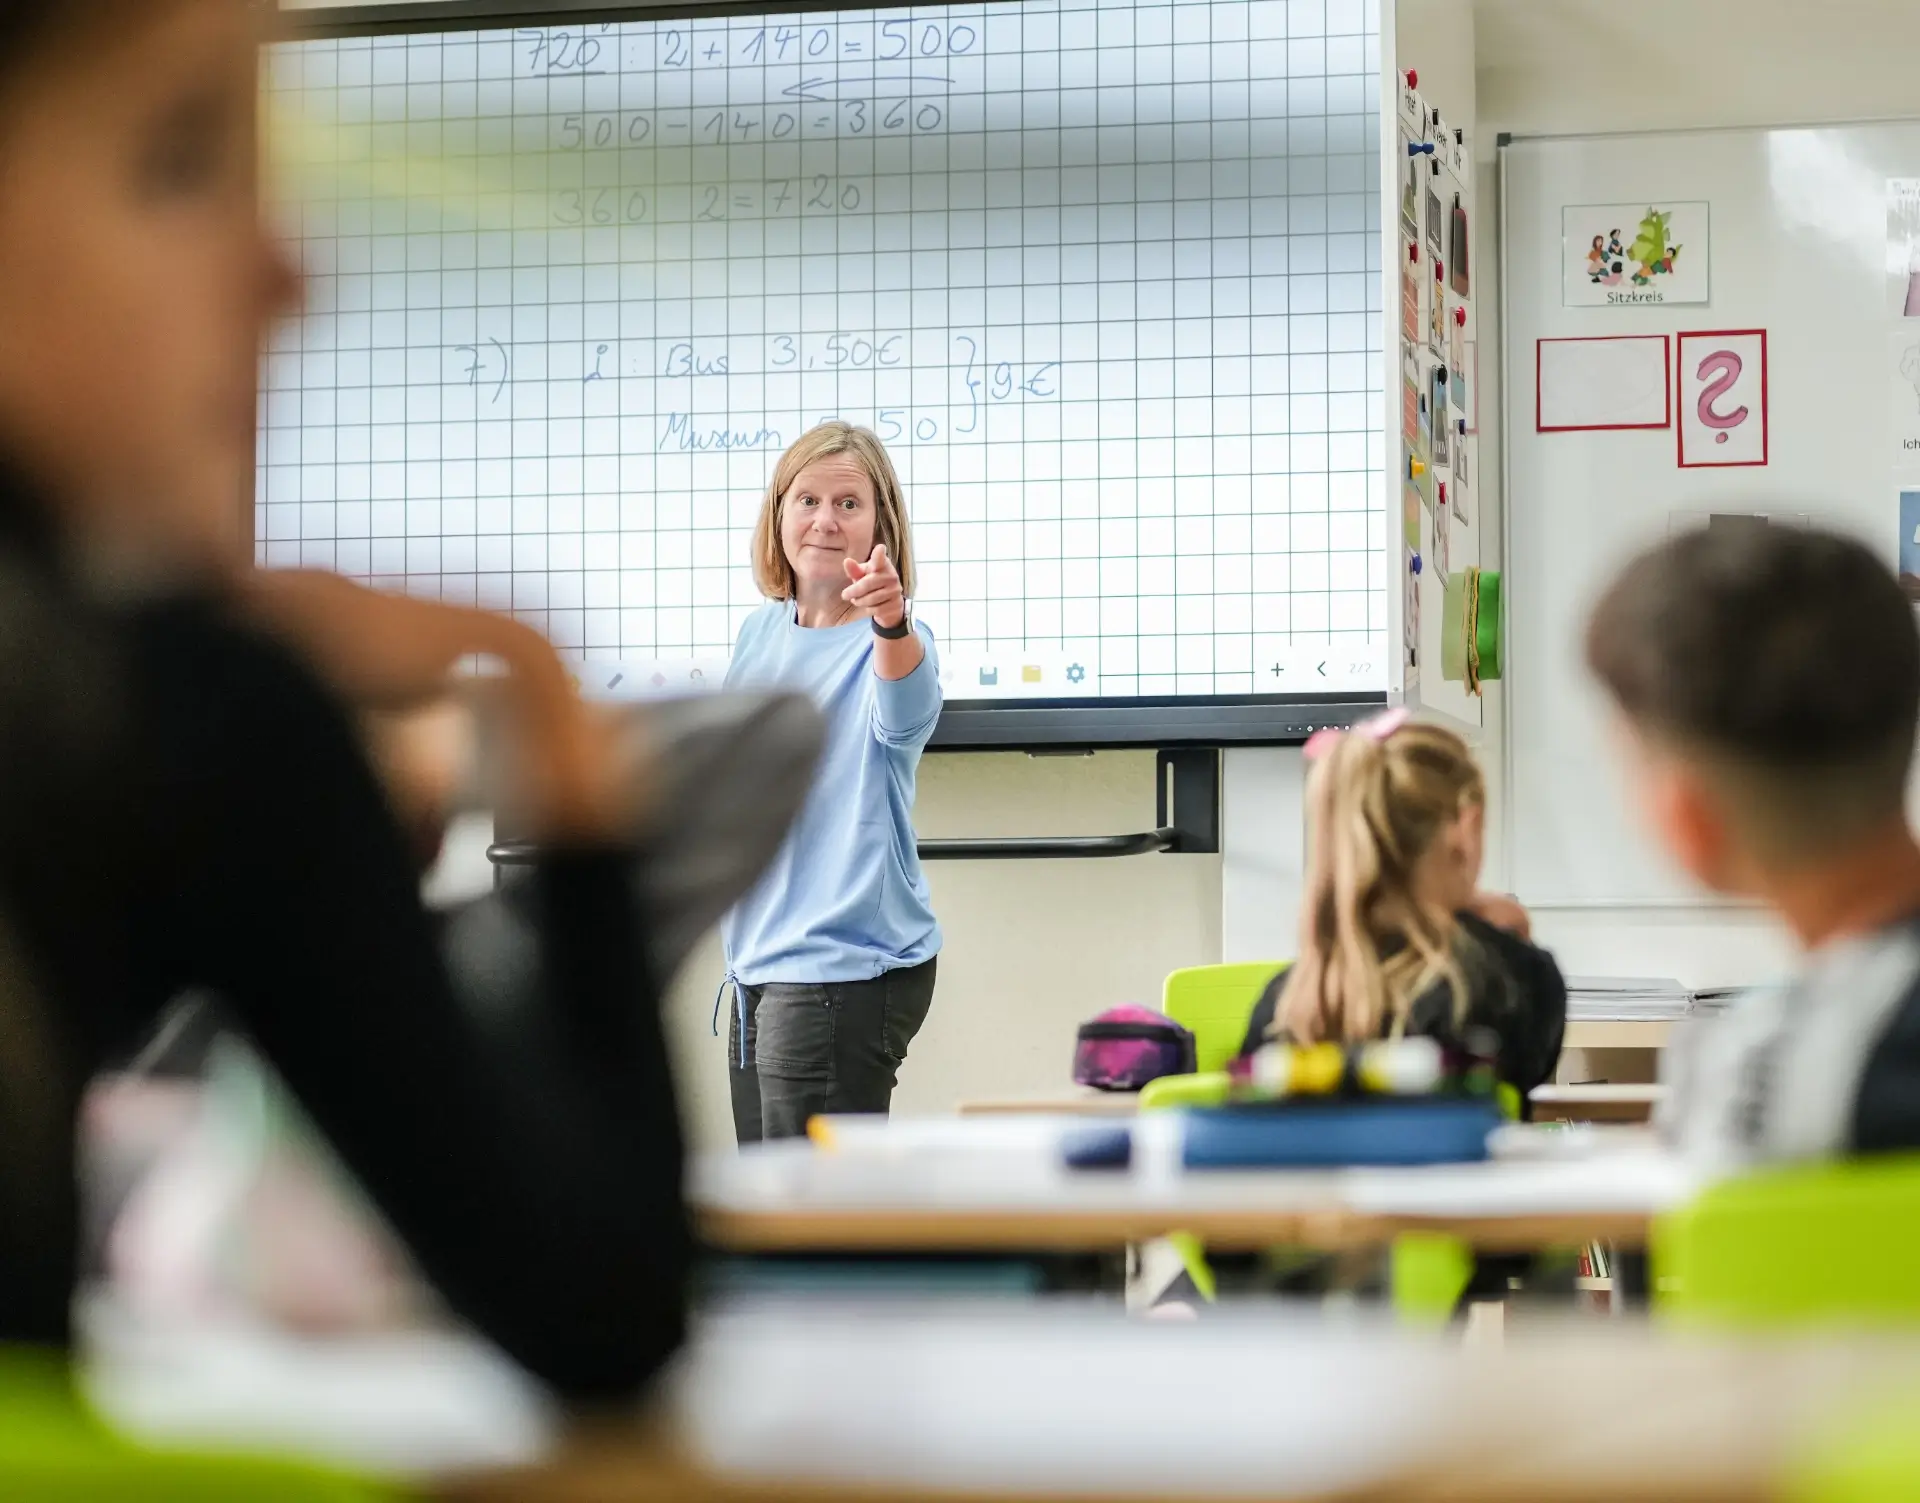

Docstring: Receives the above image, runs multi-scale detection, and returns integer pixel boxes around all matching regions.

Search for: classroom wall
[402,0,1866,1149]
[1476,0,1920,144]
[661,752,1222,1149]
[1438,0,1905,990]
[430,753,1220,1150]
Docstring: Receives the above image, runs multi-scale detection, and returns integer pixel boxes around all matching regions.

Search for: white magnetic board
[1502,123,1920,904]
[260,0,1389,707]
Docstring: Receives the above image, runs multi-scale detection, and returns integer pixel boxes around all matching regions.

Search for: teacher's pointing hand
[843,543,906,629]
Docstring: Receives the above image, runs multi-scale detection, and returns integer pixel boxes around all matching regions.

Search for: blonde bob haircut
[751,422,915,600]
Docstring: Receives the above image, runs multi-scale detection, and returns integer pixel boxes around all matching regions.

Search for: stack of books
[1564,977,1696,1022]
[1687,985,1749,1015]
[1565,978,1758,1021]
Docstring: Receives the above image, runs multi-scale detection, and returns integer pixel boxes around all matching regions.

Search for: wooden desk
[962,1084,1667,1124]
[441,1313,1920,1503]
[1532,1083,1664,1124]
[1564,1019,1674,1050]
[697,1202,1657,1255]
[956,1091,1139,1118]
[90,1291,1912,1503]
[693,1138,1693,1256]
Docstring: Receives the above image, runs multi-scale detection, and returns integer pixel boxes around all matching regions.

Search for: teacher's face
[780,454,878,591]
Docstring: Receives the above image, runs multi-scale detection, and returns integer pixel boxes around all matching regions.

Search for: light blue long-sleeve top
[720,600,943,985]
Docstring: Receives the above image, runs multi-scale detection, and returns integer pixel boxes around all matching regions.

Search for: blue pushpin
[1406,141,1436,158]
[1410,553,1423,575]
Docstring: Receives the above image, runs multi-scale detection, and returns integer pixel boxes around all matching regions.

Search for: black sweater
[0,482,687,1401]
[1236,912,1568,1100]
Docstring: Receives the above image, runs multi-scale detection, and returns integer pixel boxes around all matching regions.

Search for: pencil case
[1179,1098,1501,1169]
[1072,1006,1197,1091]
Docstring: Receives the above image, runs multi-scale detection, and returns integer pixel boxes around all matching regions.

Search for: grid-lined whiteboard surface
[262,0,1385,701]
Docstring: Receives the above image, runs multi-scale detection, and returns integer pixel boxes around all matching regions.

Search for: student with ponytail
[1237,711,1567,1105]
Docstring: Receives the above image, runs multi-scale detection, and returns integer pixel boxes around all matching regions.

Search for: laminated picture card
[1563,202,1709,307]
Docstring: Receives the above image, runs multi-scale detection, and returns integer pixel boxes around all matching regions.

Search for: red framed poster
[1535,335,1671,432]
[1677,328,1768,468]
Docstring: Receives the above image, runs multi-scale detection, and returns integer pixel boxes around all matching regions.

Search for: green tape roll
[1475,569,1502,681]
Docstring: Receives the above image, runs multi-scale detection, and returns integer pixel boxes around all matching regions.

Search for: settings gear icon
[1066,663,1086,684]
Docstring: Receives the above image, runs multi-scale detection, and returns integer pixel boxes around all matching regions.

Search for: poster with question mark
[1678,329,1768,468]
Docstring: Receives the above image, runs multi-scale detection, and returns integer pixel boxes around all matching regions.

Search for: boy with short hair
[1586,523,1920,1163]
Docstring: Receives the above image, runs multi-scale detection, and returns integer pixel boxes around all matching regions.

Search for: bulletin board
[1501,123,1920,904]
[1394,70,1484,732]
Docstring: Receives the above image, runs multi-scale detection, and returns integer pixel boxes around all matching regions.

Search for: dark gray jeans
[728,958,938,1143]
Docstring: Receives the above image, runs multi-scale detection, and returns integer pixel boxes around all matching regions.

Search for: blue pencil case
[1180,1099,1501,1169]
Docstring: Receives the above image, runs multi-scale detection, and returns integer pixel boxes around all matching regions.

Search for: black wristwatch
[872,611,913,640]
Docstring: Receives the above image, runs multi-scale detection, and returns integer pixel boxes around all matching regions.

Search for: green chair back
[0,1347,400,1501]
[1655,1153,1920,1328]
[1162,961,1286,1074]
[1137,1071,1229,1113]
[1791,1383,1920,1502]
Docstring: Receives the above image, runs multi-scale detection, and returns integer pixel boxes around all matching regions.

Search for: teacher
[721,421,942,1142]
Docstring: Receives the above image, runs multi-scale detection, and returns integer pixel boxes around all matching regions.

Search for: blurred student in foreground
[0,0,688,1399]
[1588,523,1920,1164]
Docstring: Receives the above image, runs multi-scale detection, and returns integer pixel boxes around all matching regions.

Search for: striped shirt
[1659,918,1920,1164]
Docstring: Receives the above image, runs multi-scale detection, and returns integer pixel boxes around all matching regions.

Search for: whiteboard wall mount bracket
[489,750,1223,868]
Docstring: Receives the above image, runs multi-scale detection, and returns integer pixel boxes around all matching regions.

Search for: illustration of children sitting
[1627,208,1682,286]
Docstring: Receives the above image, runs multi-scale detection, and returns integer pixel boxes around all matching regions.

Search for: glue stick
[1239,1040,1345,1097]
[1233,1036,1445,1099]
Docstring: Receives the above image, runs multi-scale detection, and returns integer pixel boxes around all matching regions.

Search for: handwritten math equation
[446,329,1060,452]
[548,96,948,156]
[513,18,980,155]
[552,175,873,229]
[518,18,981,79]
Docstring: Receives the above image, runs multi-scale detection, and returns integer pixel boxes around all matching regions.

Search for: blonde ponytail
[1280,721,1485,1046]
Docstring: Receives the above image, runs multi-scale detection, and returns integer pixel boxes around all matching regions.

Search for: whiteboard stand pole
[1379,0,1406,708]
[1496,137,1517,896]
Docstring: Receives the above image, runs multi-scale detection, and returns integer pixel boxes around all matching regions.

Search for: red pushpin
[1405,69,1418,88]
[1434,259,1444,281]
[1453,306,1466,326]
[1438,482,1447,506]
[1409,242,1419,263]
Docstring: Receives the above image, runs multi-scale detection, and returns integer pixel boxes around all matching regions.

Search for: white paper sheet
[1537,335,1671,431]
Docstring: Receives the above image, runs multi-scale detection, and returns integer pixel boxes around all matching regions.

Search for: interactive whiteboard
[263,0,1386,735]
